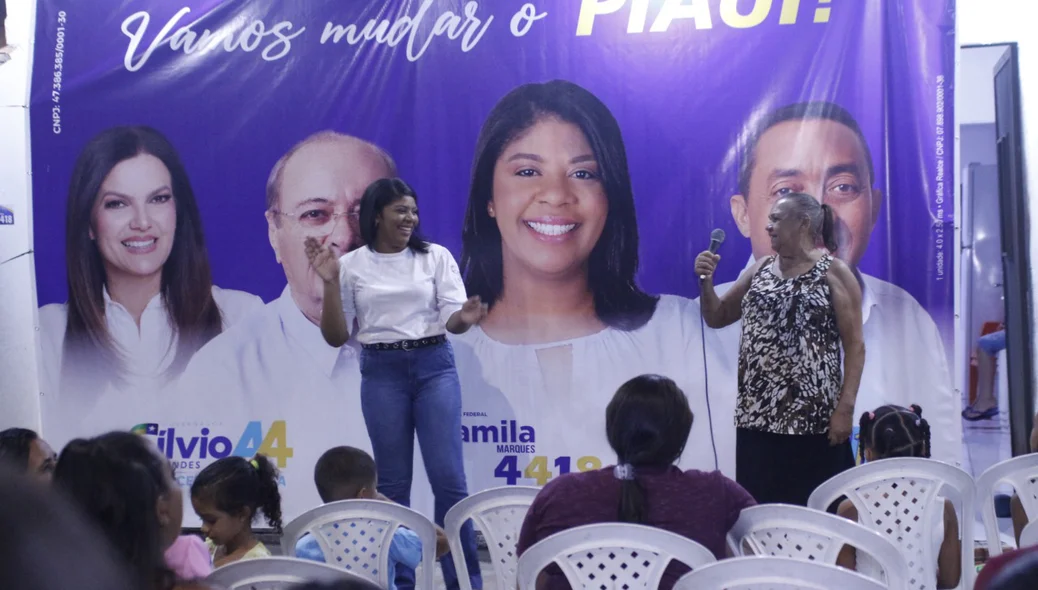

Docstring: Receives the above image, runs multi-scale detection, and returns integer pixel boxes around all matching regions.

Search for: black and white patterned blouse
[736,254,842,435]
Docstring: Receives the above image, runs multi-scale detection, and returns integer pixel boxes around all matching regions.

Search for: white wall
[0,0,41,432]
[959,44,1009,125]
[958,0,1038,392]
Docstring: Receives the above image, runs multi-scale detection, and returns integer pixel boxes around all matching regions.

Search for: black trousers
[736,427,854,508]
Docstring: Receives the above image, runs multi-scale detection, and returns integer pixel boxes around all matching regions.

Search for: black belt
[362,335,446,351]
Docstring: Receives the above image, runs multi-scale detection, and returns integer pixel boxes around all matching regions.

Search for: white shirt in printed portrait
[174,285,438,522]
[173,286,371,519]
[703,259,962,467]
[36,285,264,444]
[450,294,731,494]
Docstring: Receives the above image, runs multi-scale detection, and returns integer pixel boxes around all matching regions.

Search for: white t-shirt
[37,285,263,442]
[338,243,467,344]
[449,294,725,493]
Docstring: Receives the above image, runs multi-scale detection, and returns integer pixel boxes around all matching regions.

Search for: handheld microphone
[700,228,726,280]
[697,228,726,472]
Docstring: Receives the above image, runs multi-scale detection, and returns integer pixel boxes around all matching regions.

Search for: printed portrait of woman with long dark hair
[37,126,263,431]
[452,80,721,492]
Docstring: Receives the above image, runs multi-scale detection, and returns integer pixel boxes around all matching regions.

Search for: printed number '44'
[234,421,294,468]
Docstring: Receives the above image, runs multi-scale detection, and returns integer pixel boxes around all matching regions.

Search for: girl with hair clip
[454,80,716,490]
[836,404,961,589]
[52,431,210,590]
[516,375,755,590]
[37,126,263,423]
[190,454,283,567]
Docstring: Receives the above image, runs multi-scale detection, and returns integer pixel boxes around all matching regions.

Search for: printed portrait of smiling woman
[37,126,263,423]
[454,80,716,492]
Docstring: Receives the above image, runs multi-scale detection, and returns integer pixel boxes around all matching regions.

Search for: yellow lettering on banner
[577,456,603,472]
[778,0,801,24]
[650,0,713,33]
[259,420,294,468]
[523,456,553,485]
[720,0,773,28]
[576,0,626,36]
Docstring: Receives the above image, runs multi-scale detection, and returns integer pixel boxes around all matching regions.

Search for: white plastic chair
[808,458,975,590]
[280,499,438,590]
[443,485,540,590]
[673,556,886,590]
[206,556,372,589]
[1020,519,1038,549]
[727,503,909,589]
[516,522,716,589]
[976,453,1038,556]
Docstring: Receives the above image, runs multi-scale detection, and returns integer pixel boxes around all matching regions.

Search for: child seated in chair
[837,404,961,589]
[295,446,449,590]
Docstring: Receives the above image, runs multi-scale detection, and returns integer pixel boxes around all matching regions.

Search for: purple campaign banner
[29,0,958,522]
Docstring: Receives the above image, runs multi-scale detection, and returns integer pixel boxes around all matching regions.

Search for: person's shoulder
[824,256,856,283]
[211,286,263,309]
[211,286,264,324]
[425,242,457,261]
[654,294,699,316]
[38,302,69,327]
[540,467,612,498]
[862,274,925,309]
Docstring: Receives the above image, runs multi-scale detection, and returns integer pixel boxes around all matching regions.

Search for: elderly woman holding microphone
[306,177,485,589]
[696,192,865,507]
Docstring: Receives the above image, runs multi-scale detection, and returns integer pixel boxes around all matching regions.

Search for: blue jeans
[359,340,482,590]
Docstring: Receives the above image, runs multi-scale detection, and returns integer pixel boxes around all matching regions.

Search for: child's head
[314,446,378,503]
[190,454,283,544]
[53,431,181,590]
[858,404,931,463]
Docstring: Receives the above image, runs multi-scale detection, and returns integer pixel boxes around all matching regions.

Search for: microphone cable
[697,288,720,472]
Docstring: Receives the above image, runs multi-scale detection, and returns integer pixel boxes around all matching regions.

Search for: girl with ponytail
[516,375,755,589]
[190,454,283,567]
[837,404,961,589]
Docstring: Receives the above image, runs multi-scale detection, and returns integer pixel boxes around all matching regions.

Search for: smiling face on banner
[266,135,394,323]
[731,118,883,267]
[490,116,609,282]
[90,153,177,284]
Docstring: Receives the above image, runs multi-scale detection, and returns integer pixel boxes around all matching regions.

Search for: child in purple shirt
[517,374,756,589]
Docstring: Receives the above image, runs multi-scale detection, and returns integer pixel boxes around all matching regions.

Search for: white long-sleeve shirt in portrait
[37,285,263,442]
[450,294,728,493]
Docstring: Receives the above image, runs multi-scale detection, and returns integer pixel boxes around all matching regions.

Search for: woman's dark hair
[0,464,135,590]
[460,80,659,330]
[605,374,694,523]
[358,177,429,253]
[63,126,223,386]
[858,404,932,464]
[988,550,1038,590]
[0,427,38,471]
[190,454,283,534]
[53,431,177,590]
[778,192,838,252]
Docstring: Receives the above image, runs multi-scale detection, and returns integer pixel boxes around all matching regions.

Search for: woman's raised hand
[305,237,340,283]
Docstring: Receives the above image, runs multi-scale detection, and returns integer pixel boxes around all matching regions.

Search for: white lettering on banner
[320,0,494,62]
[576,0,830,35]
[511,3,548,37]
[121,7,305,72]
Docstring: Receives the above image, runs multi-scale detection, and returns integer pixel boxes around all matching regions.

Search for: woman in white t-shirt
[38,126,262,424]
[307,177,486,590]
[453,80,718,493]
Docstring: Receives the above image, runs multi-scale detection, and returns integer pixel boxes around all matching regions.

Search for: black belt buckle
[402,340,413,351]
